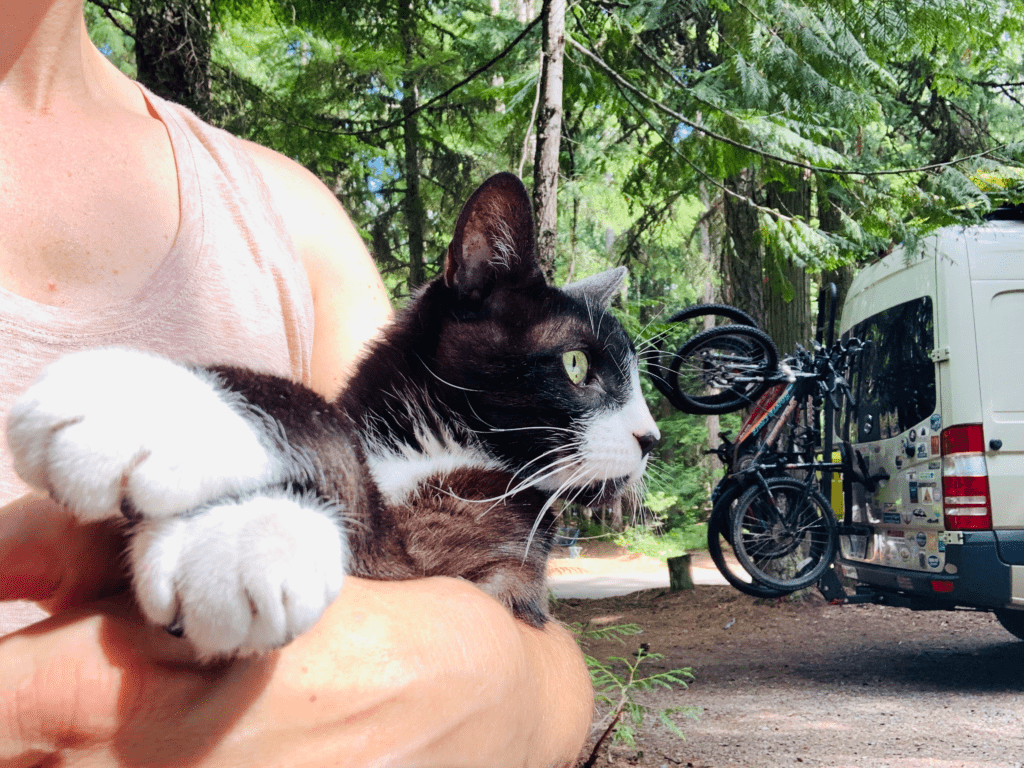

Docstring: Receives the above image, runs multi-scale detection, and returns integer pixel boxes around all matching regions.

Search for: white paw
[130,493,347,660]
[7,348,285,521]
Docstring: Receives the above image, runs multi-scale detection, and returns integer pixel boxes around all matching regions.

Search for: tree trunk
[608,497,623,531]
[668,555,694,591]
[397,0,426,290]
[818,175,855,315]
[763,176,812,353]
[699,179,721,470]
[721,169,765,326]
[130,0,212,119]
[532,0,565,280]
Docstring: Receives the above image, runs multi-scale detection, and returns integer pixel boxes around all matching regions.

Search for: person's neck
[0,0,127,112]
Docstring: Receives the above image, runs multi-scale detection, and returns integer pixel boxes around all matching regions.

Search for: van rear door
[839,248,942,577]
[968,228,1024,531]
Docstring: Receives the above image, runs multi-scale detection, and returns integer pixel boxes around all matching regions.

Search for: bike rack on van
[650,283,883,600]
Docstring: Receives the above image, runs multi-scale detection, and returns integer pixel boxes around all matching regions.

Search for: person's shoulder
[239,141,339,249]
[239,142,391,398]
[238,141,369,282]
[239,141,323,199]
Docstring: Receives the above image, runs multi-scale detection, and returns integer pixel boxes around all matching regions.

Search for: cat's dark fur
[8,173,658,659]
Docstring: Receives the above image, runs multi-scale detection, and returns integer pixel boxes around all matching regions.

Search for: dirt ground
[549,542,1024,768]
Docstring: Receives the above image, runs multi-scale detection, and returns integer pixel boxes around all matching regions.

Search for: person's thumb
[0,596,212,768]
[0,493,127,610]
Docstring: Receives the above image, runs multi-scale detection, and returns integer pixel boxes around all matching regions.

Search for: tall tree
[532,0,565,279]
[396,0,427,290]
[763,173,811,350]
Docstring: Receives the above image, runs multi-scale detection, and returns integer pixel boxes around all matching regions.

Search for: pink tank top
[0,86,315,632]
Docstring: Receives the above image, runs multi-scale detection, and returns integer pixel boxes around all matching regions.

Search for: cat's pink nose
[635,432,658,457]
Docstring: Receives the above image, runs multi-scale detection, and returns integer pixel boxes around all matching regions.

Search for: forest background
[86,0,1024,548]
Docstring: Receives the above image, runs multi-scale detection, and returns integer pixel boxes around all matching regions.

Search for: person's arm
[241,141,392,400]
[0,574,591,768]
[0,491,591,767]
[0,492,126,612]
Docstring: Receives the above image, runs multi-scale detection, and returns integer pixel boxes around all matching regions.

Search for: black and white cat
[7,173,658,660]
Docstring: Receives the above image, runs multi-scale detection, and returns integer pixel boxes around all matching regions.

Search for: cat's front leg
[7,348,346,658]
[7,348,295,520]
[130,492,346,660]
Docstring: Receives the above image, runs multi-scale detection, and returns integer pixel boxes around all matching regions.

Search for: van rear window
[846,296,936,442]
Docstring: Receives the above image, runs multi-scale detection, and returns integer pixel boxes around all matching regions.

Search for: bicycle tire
[667,325,779,415]
[647,304,759,407]
[729,476,837,591]
[707,480,793,599]
[666,303,759,328]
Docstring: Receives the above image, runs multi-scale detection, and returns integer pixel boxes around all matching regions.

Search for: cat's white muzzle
[536,367,658,496]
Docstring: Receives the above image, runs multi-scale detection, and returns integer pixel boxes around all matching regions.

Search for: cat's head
[423,172,659,507]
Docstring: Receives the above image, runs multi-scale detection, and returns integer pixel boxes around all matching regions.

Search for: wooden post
[668,554,694,591]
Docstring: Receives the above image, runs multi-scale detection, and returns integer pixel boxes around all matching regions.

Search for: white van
[838,216,1024,639]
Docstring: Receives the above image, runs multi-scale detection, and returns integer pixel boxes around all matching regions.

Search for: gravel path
[553,582,1024,767]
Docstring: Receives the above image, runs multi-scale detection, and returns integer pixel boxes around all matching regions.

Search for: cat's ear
[444,173,542,305]
[563,266,627,309]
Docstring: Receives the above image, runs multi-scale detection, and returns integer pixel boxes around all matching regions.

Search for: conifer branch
[565,11,801,228]
[567,35,1010,180]
[87,0,135,39]
[314,15,543,138]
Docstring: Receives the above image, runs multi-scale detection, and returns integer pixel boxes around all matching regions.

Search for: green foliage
[574,621,644,644]
[644,411,726,526]
[613,524,707,561]
[85,0,1024,290]
[572,623,698,757]
[84,3,136,77]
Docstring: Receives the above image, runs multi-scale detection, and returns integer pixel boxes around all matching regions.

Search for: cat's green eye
[562,350,589,385]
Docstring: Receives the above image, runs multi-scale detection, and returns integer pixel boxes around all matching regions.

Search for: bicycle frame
[724,373,818,471]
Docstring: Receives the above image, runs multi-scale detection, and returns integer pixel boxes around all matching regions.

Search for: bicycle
[647,303,778,415]
[705,335,864,596]
[652,287,878,597]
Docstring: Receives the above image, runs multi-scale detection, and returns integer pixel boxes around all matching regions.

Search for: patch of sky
[285,39,312,65]
[368,156,385,194]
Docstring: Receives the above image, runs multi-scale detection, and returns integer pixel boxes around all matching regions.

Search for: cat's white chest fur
[362,418,503,504]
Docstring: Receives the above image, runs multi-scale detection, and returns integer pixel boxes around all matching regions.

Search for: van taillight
[941,424,992,531]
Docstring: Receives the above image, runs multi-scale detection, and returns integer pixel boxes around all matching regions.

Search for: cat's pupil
[562,350,588,385]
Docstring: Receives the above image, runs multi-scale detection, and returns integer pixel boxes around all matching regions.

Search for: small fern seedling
[571,622,698,767]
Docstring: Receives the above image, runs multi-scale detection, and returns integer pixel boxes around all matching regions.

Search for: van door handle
[990,439,1003,451]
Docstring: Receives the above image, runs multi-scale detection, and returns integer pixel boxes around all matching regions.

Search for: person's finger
[0,493,127,609]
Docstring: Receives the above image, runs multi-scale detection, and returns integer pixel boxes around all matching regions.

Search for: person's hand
[0,496,593,767]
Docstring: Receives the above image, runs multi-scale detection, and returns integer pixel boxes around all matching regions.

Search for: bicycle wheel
[707,480,793,599]
[729,476,837,591]
[666,303,759,329]
[647,304,759,408]
[668,325,779,415]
